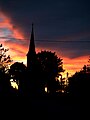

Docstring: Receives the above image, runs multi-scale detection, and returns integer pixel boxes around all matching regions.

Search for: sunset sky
[0,0,90,77]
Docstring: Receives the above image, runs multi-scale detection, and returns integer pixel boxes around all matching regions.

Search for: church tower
[27,23,36,69]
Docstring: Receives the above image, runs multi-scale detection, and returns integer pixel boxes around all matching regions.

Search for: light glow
[45,87,48,92]
[0,12,89,79]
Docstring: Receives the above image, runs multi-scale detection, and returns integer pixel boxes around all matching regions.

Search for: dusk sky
[0,0,90,77]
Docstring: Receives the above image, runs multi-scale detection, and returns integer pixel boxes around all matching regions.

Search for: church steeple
[27,23,36,68]
[29,23,35,54]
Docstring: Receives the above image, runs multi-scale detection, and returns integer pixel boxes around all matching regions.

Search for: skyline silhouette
[0,22,90,97]
[0,0,90,76]
[0,1,89,119]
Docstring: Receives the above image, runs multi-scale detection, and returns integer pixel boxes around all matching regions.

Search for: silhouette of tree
[67,69,90,98]
[0,44,12,73]
[0,44,17,96]
[9,62,27,95]
[82,65,87,73]
[36,50,64,94]
[0,69,17,96]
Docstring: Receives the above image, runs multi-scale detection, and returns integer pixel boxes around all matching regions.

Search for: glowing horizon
[0,12,89,77]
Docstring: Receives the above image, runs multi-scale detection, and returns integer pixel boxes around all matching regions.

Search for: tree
[36,50,64,94]
[0,44,16,96]
[0,44,12,73]
[9,62,27,95]
[9,62,26,81]
[82,65,87,73]
[67,70,90,98]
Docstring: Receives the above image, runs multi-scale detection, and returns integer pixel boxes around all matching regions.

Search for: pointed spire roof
[28,23,36,54]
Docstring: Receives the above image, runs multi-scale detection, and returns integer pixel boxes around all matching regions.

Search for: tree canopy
[37,51,64,78]
[36,50,64,93]
[0,44,12,73]
[0,44,17,96]
[67,69,90,97]
[9,62,27,83]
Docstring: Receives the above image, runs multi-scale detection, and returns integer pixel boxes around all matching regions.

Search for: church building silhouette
[27,23,36,69]
[26,23,45,96]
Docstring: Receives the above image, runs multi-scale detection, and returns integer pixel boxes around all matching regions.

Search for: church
[26,24,45,95]
[27,23,36,69]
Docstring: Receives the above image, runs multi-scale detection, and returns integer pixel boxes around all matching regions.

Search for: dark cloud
[0,0,90,58]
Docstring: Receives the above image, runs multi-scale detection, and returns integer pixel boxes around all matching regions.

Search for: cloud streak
[0,0,90,75]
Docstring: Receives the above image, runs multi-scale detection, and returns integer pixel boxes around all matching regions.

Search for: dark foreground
[16,95,89,119]
[1,95,89,120]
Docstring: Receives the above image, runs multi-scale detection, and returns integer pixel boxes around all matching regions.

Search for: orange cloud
[3,42,27,64]
[0,12,27,64]
[62,55,89,77]
[36,47,89,76]
[0,12,89,78]
[0,12,25,40]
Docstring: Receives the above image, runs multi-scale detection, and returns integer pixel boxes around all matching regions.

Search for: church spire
[29,23,35,53]
[27,23,36,68]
